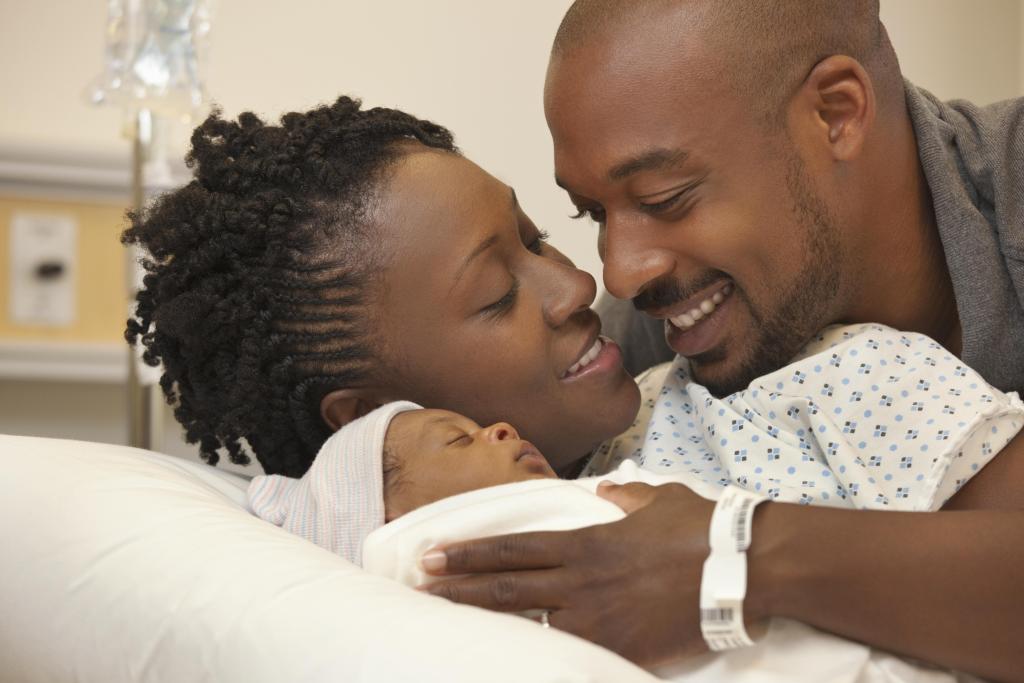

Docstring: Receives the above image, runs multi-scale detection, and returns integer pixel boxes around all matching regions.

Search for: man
[422,2,1024,680]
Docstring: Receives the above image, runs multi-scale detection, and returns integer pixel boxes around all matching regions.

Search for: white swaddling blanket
[363,460,974,683]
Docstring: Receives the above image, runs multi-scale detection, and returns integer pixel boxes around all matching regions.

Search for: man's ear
[797,54,876,162]
[320,389,383,432]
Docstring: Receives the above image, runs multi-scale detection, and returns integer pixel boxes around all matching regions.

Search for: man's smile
[662,281,737,359]
[664,280,734,331]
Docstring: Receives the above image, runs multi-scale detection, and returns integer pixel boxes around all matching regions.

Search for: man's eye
[570,206,606,224]
[639,191,685,213]
[638,176,706,215]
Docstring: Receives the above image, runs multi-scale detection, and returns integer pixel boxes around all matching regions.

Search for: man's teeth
[669,284,732,330]
[565,337,604,376]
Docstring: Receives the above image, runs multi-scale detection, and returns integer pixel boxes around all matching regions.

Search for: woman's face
[369,149,640,470]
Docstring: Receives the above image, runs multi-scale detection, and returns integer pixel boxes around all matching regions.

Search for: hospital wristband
[699,485,768,651]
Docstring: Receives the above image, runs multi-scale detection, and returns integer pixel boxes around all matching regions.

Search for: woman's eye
[526,229,550,255]
[480,279,520,318]
[570,206,606,224]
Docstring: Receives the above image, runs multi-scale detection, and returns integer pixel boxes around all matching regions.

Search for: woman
[125,96,640,478]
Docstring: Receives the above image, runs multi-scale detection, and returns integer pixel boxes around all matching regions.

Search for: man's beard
[639,152,842,397]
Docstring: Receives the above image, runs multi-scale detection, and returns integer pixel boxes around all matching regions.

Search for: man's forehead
[545,48,748,190]
[546,37,728,141]
[547,79,732,192]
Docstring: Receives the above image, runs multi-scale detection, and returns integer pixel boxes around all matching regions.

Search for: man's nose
[601,219,676,301]
[481,422,519,443]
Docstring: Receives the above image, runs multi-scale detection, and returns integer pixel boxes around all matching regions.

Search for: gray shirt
[597,81,1024,394]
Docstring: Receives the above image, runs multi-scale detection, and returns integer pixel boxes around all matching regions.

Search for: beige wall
[880,0,1022,104]
[0,1,1020,283]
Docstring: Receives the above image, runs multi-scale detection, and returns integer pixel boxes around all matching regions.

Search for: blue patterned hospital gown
[584,324,1024,511]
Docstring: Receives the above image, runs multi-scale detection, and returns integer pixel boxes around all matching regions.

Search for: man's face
[545,33,845,396]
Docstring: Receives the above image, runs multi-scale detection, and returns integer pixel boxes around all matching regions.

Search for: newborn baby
[246,401,568,566]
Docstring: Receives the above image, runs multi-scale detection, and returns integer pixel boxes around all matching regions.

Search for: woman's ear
[319,389,383,432]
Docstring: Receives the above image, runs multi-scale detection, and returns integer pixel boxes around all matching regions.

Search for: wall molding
[0,340,127,383]
[0,144,189,204]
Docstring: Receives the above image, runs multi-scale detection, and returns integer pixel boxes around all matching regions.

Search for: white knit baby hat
[247,401,422,566]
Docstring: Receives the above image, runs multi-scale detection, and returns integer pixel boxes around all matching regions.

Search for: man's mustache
[632,269,730,313]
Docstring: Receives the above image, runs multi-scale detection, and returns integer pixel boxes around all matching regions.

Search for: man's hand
[421,482,720,667]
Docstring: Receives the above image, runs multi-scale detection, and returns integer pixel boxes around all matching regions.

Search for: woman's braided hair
[123,96,456,477]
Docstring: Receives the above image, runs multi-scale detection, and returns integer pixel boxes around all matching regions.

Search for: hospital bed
[0,434,656,682]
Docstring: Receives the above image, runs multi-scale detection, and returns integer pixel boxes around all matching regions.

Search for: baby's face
[383,409,557,520]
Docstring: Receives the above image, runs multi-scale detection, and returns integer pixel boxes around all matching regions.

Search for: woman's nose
[481,422,519,443]
[541,260,597,328]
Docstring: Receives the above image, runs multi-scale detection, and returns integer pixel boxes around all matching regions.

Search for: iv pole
[86,0,210,450]
[127,108,156,449]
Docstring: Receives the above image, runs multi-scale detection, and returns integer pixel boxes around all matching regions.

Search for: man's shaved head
[552,0,899,124]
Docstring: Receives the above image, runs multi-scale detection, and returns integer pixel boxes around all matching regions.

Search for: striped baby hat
[246,401,422,566]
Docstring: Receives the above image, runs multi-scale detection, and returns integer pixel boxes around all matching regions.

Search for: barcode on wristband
[700,607,735,624]
[733,497,756,550]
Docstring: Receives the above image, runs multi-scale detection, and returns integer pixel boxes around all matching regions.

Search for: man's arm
[748,435,1024,682]
[423,432,1024,682]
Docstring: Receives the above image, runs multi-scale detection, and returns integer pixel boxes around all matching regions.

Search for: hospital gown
[584,323,1024,511]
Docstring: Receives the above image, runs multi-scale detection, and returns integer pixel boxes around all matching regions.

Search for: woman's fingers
[420,529,573,575]
[422,568,570,613]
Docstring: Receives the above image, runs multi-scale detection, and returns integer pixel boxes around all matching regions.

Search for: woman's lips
[560,335,624,382]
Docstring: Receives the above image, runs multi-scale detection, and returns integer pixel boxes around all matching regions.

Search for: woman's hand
[421,482,722,667]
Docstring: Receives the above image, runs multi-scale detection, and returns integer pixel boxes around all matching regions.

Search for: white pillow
[0,434,657,683]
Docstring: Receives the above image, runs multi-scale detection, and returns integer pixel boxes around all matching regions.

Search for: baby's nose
[482,422,519,443]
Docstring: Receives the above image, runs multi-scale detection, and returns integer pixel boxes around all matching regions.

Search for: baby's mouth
[515,442,553,474]
[515,442,543,462]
